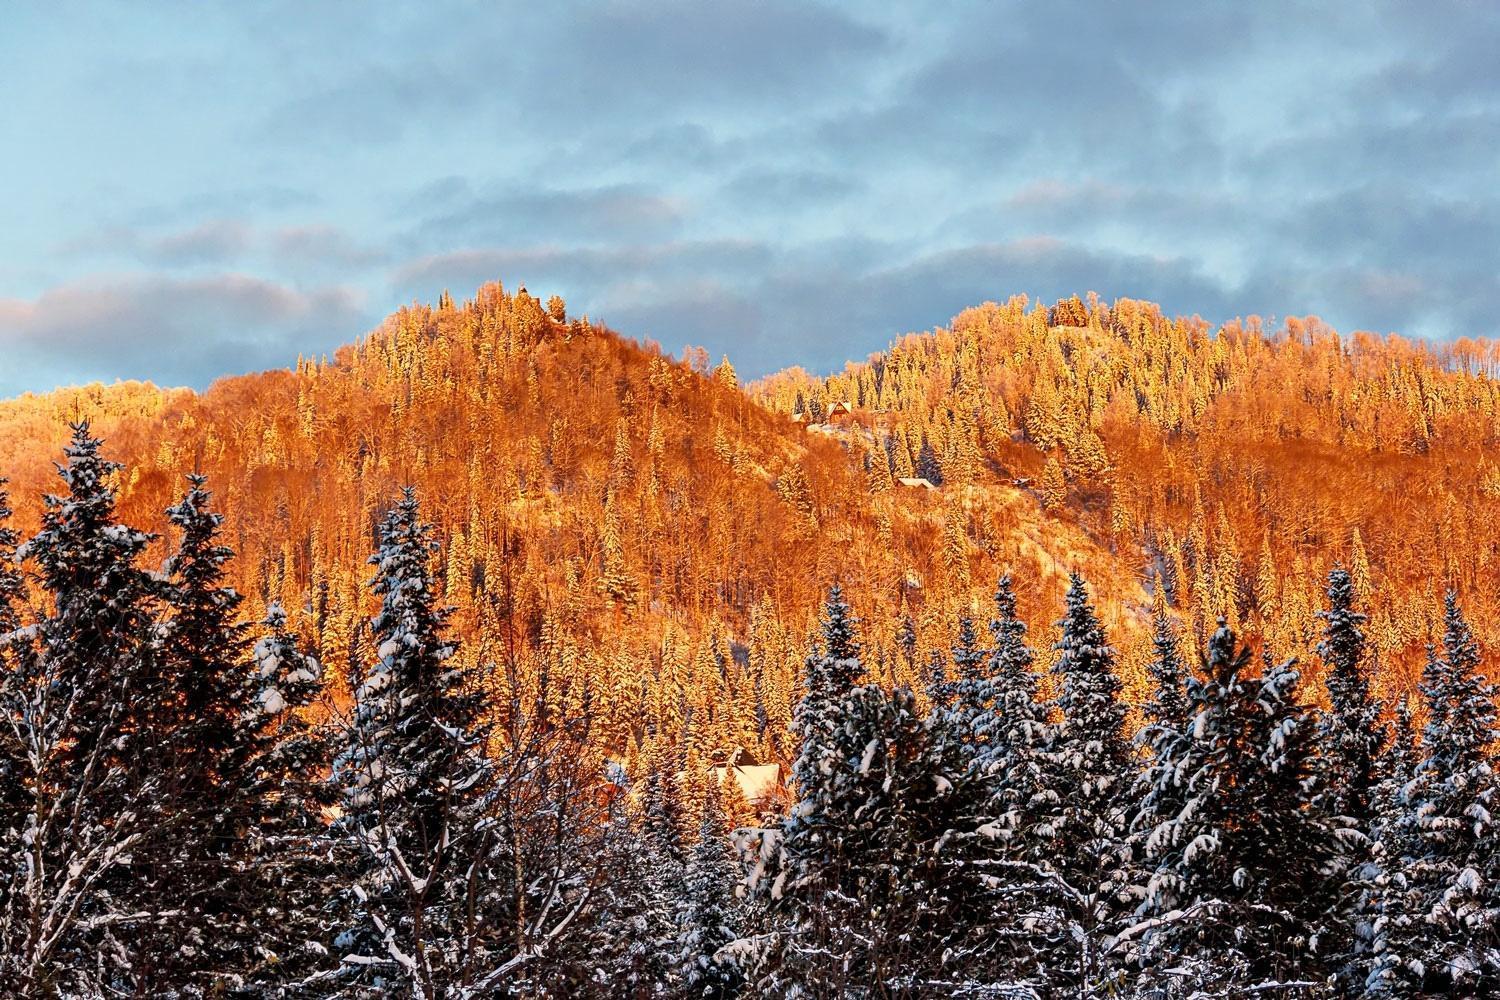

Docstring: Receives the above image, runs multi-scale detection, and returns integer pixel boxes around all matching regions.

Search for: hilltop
[755,293,1500,702]
[5,285,1496,744]
[0,283,1145,768]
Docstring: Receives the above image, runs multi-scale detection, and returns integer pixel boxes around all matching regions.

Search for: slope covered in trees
[754,293,1500,706]
[0,284,1143,777]
[3,284,1500,994]
[5,439,1494,993]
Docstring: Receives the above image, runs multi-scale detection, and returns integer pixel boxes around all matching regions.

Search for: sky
[2,2,1498,398]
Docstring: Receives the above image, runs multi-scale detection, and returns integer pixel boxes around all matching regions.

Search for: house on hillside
[826,400,854,419]
[790,409,808,424]
[714,747,783,805]
[897,476,938,491]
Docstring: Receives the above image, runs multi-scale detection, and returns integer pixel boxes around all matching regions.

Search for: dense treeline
[8,284,1498,797]
[754,293,1500,703]
[0,284,1148,794]
[2,429,1496,997]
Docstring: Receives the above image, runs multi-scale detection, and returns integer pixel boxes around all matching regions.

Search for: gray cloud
[256,0,887,150]
[272,225,391,271]
[411,183,687,247]
[148,220,254,265]
[391,239,774,295]
[0,274,369,395]
[720,168,862,209]
[6,1,1498,396]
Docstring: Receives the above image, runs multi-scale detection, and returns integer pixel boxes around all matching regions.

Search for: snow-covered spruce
[328,487,496,997]
[1366,594,1500,996]
[1130,618,1342,991]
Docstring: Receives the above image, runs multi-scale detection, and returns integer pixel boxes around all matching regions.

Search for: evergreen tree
[0,479,29,982]
[944,573,1054,989]
[1036,573,1133,991]
[1367,595,1500,995]
[1142,585,1190,734]
[943,609,994,770]
[1040,453,1067,509]
[973,573,1049,835]
[765,676,967,996]
[1133,620,1342,990]
[925,648,951,709]
[755,584,866,992]
[0,479,21,636]
[1130,589,1194,901]
[330,487,495,997]
[639,729,689,866]
[1316,565,1382,825]
[1312,566,1386,987]
[0,425,166,994]
[915,436,944,485]
[237,603,340,990]
[713,356,739,391]
[950,613,985,685]
[130,473,258,985]
[789,585,862,799]
[1363,693,1422,998]
[677,770,745,999]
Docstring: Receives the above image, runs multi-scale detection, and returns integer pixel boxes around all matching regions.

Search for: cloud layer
[2,1,1497,396]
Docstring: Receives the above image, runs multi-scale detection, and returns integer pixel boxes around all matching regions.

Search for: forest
[0,284,1497,995]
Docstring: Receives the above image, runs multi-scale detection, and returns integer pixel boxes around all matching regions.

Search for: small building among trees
[713,747,782,805]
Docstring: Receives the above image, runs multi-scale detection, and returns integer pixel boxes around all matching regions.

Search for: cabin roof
[713,762,782,803]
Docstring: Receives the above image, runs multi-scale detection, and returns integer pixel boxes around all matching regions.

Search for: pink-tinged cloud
[0,273,369,396]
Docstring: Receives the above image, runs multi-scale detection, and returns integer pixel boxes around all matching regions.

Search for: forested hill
[0,282,1144,768]
[5,283,1500,994]
[754,293,1500,703]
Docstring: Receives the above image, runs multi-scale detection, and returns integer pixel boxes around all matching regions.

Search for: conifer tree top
[805,583,863,700]
[1052,572,1120,695]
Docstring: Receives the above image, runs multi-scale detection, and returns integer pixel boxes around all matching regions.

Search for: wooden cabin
[713,747,783,805]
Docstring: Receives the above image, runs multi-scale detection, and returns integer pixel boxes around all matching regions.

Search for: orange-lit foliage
[0,284,1144,771]
[754,293,1500,706]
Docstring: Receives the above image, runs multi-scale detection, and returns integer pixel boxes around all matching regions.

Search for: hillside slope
[0,283,1147,767]
[754,293,1500,704]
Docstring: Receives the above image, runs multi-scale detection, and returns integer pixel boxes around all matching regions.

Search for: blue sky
[2,2,1497,398]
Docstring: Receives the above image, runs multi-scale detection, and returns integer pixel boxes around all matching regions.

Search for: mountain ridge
[0,282,1151,769]
[4,283,1497,747]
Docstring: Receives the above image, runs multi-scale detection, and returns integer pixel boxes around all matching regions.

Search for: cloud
[720,168,862,208]
[255,0,887,152]
[391,240,773,297]
[8,2,1500,396]
[57,220,388,274]
[0,273,369,396]
[147,220,253,265]
[272,225,391,270]
[550,0,888,111]
[411,184,687,246]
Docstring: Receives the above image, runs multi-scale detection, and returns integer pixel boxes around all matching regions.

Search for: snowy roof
[723,746,762,768]
[897,477,937,490]
[714,763,782,804]
[827,400,853,414]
